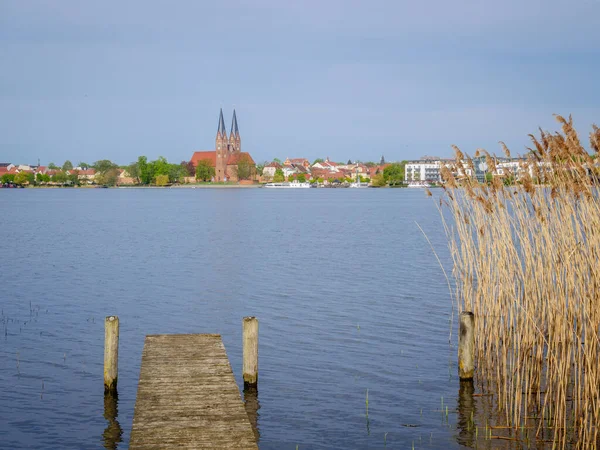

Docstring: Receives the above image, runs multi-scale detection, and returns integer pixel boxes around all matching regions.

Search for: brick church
[190,109,256,182]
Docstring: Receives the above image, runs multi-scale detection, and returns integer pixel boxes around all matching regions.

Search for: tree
[96,168,119,186]
[371,173,386,187]
[48,162,58,170]
[168,163,187,183]
[347,159,352,165]
[62,160,73,171]
[383,163,405,186]
[150,156,170,178]
[273,158,282,164]
[52,171,68,184]
[297,173,306,183]
[195,159,215,182]
[273,168,285,182]
[14,171,32,185]
[127,162,141,184]
[137,156,152,185]
[36,173,44,183]
[67,173,80,186]
[181,160,195,177]
[312,158,324,165]
[78,162,90,169]
[1,173,15,184]
[94,160,118,173]
[236,159,254,180]
[155,174,169,186]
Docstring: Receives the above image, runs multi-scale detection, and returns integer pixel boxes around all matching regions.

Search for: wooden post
[243,317,258,388]
[104,315,119,393]
[458,311,475,380]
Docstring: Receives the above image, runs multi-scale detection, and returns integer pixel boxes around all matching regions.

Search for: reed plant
[439,115,600,448]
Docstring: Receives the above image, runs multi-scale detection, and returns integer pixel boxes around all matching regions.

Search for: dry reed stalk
[439,116,600,449]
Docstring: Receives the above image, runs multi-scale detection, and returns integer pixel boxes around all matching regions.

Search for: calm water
[0,188,471,449]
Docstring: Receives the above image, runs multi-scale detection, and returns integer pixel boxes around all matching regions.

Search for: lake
[0,188,470,449]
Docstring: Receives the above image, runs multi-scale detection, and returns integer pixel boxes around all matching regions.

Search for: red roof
[0,167,8,176]
[265,161,282,168]
[226,152,255,165]
[191,151,217,167]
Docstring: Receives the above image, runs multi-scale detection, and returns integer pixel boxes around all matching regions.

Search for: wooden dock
[129,334,258,449]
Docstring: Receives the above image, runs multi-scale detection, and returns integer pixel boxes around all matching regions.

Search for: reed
[440,115,600,449]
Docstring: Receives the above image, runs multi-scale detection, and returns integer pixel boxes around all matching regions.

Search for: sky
[1,0,599,166]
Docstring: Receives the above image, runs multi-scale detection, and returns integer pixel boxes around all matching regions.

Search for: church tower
[215,108,228,181]
[229,109,241,153]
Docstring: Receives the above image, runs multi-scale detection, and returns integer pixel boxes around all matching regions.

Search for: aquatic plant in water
[440,116,600,448]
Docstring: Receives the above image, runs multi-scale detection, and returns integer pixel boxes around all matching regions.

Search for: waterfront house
[262,162,282,181]
[284,157,310,168]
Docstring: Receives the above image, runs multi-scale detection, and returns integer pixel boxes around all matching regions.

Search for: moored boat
[263,181,311,188]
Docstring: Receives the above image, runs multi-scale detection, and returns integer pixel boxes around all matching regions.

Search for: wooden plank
[130,334,258,449]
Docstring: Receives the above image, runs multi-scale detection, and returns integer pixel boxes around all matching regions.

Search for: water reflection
[243,386,261,442]
[456,380,476,447]
[103,392,123,450]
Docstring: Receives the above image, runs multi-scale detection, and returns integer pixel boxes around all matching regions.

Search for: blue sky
[1,0,599,165]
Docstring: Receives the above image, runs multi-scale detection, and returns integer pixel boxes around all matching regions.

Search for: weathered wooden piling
[243,316,259,388]
[458,311,475,380]
[104,315,119,393]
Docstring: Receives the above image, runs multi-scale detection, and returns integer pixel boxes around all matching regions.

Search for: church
[190,109,256,182]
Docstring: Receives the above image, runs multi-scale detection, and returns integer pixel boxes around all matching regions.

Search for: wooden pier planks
[129,334,258,449]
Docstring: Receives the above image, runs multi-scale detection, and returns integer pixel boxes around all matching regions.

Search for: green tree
[273,168,285,182]
[155,174,169,186]
[137,156,153,185]
[297,173,306,183]
[96,168,119,186]
[68,173,80,186]
[371,173,386,187]
[48,162,58,170]
[94,160,118,173]
[62,160,73,171]
[312,158,324,165]
[383,163,405,185]
[168,163,186,183]
[195,159,215,182]
[1,173,15,184]
[150,156,170,178]
[78,162,90,169]
[273,158,282,164]
[317,177,324,183]
[127,162,141,184]
[236,159,254,180]
[52,171,68,184]
[14,171,31,185]
[36,173,44,183]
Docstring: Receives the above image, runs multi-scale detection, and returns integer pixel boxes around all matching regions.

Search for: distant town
[1,109,537,188]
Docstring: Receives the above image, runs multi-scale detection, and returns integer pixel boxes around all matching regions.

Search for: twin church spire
[216,108,241,153]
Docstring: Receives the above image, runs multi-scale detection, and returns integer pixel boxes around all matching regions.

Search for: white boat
[349,182,369,188]
[263,181,311,189]
[407,181,431,188]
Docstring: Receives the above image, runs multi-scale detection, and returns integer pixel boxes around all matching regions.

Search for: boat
[407,181,431,188]
[349,182,368,188]
[263,181,311,189]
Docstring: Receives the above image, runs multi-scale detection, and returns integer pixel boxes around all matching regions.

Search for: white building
[405,160,446,182]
